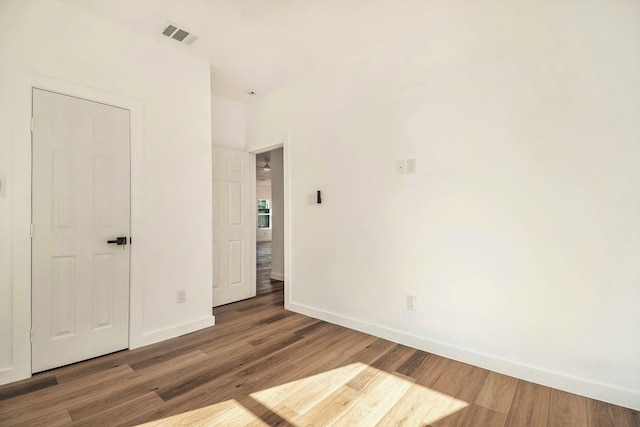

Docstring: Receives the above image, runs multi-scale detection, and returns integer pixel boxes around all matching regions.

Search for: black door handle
[107,236,127,245]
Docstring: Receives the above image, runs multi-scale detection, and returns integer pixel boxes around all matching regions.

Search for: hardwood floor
[0,289,637,426]
[257,241,284,295]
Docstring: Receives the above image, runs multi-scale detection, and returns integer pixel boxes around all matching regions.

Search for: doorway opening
[255,148,284,297]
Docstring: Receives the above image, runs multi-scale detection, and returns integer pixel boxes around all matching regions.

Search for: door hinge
[30,117,34,132]
[30,224,34,238]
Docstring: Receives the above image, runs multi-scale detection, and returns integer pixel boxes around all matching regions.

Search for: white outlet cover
[177,290,187,304]
[407,158,416,174]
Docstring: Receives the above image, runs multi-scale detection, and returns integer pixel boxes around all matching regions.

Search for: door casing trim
[3,71,144,384]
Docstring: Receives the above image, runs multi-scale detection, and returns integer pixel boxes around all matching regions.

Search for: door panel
[228,181,243,225]
[93,156,114,228]
[229,240,244,285]
[51,256,76,337]
[92,253,115,328]
[52,150,72,227]
[212,146,252,307]
[32,89,130,373]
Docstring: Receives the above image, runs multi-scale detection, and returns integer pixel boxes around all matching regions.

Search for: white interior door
[212,146,253,307]
[31,89,130,373]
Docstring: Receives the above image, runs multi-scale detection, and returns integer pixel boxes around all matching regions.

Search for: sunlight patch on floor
[250,362,468,425]
[136,363,467,426]
[135,399,267,427]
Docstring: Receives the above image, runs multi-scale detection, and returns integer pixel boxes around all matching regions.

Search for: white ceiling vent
[162,23,198,46]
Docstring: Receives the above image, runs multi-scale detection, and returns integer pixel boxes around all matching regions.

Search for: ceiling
[61,0,419,100]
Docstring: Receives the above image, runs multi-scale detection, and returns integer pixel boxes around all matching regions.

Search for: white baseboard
[131,315,215,349]
[270,272,285,281]
[285,300,640,411]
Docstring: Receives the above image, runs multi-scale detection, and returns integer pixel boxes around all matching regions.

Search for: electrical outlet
[407,158,416,174]
[407,295,417,311]
[177,290,187,304]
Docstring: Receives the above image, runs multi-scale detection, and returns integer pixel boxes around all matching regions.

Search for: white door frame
[250,143,288,303]
[30,84,137,364]
[2,72,144,384]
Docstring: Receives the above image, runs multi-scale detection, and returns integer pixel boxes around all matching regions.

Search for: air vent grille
[172,29,189,42]
[161,23,198,46]
[162,25,177,37]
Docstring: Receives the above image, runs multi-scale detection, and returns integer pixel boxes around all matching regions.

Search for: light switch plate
[397,160,406,174]
[0,174,6,197]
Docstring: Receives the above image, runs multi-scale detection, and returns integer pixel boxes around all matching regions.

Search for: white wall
[0,0,214,385]
[248,0,640,409]
[257,182,272,242]
[211,94,246,150]
[0,66,14,373]
[270,148,285,281]
[257,182,272,200]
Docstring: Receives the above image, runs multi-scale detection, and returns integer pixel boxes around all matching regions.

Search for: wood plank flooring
[0,288,637,426]
[257,241,284,295]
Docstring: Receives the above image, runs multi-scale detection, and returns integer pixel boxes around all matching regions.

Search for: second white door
[31,89,130,373]
[212,146,253,306]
